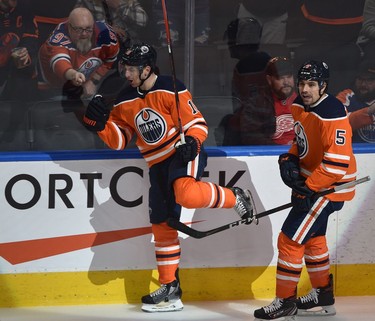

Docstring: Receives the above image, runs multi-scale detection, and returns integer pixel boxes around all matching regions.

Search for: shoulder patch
[153,75,187,93]
[115,86,139,104]
[95,21,118,46]
[48,23,72,47]
[313,95,347,119]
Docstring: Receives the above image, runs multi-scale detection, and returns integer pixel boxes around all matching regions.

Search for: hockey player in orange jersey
[254,61,357,321]
[82,43,255,313]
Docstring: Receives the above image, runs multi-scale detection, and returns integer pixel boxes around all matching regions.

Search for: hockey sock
[152,222,180,285]
[276,231,304,298]
[304,235,330,288]
[173,177,236,209]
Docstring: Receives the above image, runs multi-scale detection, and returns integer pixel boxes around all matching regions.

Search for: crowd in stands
[1,0,375,151]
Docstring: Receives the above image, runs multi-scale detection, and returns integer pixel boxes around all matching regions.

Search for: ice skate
[232,187,254,223]
[141,279,183,312]
[296,274,336,316]
[254,297,297,320]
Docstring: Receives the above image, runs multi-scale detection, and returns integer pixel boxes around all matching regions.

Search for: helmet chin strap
[138,66,152,88]
[318,82,327,99]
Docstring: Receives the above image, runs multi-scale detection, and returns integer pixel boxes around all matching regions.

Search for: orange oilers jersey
[288,94,357,201]
[38,21,119,86]
[99,75,208,167]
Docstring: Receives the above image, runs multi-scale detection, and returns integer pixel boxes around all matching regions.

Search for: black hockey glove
[291,182,318,212]
[83,95,110,132]
[175,136,201,163]
[278,153,300,188]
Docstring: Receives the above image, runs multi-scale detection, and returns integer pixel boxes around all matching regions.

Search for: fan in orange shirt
[38,7,119,100]
[336,59,375,143]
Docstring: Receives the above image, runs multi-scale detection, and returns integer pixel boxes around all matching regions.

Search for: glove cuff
[83,115,105,132]
[191,136,201,155]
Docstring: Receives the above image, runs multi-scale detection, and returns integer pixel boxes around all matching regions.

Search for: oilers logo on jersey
[136,108,166,144]
[294,121,308,158]
[79,58,102,77]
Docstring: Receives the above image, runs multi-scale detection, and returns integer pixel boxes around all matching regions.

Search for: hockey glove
[175,136,201,163]
[278,153,300,188]
[83,95,110,132]
[291,182,318,212]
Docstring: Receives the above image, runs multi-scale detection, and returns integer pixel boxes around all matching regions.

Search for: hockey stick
[161,0,185,144]
[167,176,371,239]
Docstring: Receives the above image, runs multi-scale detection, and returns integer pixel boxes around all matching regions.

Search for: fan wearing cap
[336,59,375,143]
[265,57,297,145]
[234,56,296,145]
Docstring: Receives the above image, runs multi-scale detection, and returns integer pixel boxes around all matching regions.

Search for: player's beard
[76,38,92,55]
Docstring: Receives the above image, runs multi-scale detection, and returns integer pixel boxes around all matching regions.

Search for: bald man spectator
[38,7,119,100]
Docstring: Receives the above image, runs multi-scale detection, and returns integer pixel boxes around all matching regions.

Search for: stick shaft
[256,175,370,220]
[161,0,185,144]
[167,176,371,239]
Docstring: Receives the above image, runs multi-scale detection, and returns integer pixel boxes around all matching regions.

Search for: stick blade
[167,218,207,239]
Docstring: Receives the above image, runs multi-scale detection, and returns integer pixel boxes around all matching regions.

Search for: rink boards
[0,145,374,307]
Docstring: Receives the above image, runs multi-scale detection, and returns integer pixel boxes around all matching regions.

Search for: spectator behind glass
[38,7,119,101]
[0,0,38,101]
[226,16,271,106]
[75,0,148,50]
[336,59,375,143]
[357,0,375,59]
[152,0,210,46]
[264,57,297,145]
[228,56,296,146]
[219,17,272,145]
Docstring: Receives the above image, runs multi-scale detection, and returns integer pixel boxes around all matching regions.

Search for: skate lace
[300,288,319,304]
[149,284,167,298]
[263,298,283,313]
[235,198,248,216]
[234,190,252,217]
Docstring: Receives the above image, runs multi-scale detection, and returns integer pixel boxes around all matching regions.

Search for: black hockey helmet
[120,43,157,70]
[297,60,329,88]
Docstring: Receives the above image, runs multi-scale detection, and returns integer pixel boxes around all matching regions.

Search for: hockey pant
[275,197,343,298]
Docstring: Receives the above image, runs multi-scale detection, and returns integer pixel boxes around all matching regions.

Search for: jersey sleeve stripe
[141,132,180,156]
[321,164,347,175]
[324,152,351,160]
[322,159,349,168]
[182,118,207,131]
